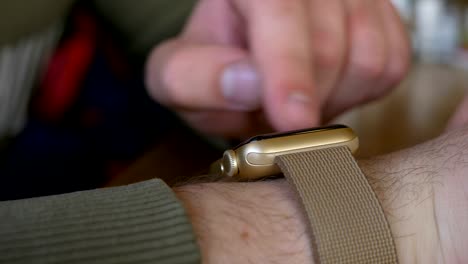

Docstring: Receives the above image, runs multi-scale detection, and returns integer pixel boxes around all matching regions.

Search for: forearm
[175,181,314,264]
[176,127,468,264]
[361,127,468,263]
[175,170,434,264]
[360,149,443,263]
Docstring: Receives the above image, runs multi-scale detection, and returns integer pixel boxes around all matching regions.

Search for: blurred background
[336,0,468,157]
[2,1,468,196]
[112,0,468,186]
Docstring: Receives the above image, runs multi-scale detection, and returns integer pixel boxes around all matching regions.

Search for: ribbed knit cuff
[0,179,200,264]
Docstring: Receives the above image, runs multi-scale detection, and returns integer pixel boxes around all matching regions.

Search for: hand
[175,127,468,263]
[145,0,411,138]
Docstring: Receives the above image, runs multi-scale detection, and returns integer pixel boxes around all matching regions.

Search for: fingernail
[222,61,262,110]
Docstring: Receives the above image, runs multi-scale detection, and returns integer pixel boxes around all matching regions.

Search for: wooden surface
[336,63,468,157]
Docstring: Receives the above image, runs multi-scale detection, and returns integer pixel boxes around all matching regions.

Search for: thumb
[145,40,262,111]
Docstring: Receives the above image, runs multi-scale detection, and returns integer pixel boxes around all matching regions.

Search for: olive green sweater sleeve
[0,0,74,46]
[0,0,196,56]
[92,0,196,57]
[0,179,200,264]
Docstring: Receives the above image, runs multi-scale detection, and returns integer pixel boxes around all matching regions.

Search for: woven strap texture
[276,146,397,264]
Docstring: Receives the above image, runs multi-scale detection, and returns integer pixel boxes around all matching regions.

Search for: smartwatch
[210,125,398,263]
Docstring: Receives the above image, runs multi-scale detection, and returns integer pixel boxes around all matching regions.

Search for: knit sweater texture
[0,1,201,263]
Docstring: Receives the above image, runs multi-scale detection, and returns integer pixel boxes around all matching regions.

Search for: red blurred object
[35,10,97,122]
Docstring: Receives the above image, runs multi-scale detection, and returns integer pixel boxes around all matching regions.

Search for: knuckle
[353,51,386,80]
[314,35,343,69]
[274,77,313,98]
[386,44,411,86]
[268,0,301,7]
[259,0,302,16]
[348,8,387,80]
[387,56,410,85]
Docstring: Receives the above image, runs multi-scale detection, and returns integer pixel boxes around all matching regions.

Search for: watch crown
[222,150,238,177]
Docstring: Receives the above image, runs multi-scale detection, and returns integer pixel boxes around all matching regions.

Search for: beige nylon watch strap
[276,146,397,264]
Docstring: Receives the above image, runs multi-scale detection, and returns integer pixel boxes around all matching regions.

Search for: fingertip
[146,41,262,111]
[266,89,321,131]
[286,92,322,129]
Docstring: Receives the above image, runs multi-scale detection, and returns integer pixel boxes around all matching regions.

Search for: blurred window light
[416,0,458,62]
[391,0,464,64]
[391,0,413,21]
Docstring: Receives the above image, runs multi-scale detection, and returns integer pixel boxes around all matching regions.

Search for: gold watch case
[210,125,359,180]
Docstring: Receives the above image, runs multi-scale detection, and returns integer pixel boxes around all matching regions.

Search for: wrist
[175,180,314,264]
[359,151,442,264]
[176,127,468,264]
[176,160,436,264]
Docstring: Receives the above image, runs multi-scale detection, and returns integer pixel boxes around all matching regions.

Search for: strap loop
[276,146,397,263]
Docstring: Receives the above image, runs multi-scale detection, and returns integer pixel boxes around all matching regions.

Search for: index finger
[234,0,320,131]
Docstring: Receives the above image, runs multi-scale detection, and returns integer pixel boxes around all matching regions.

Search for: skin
[145,0,466,261]
[145,0,411,138]
[447,94,468,131]
[175,126,468,263]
